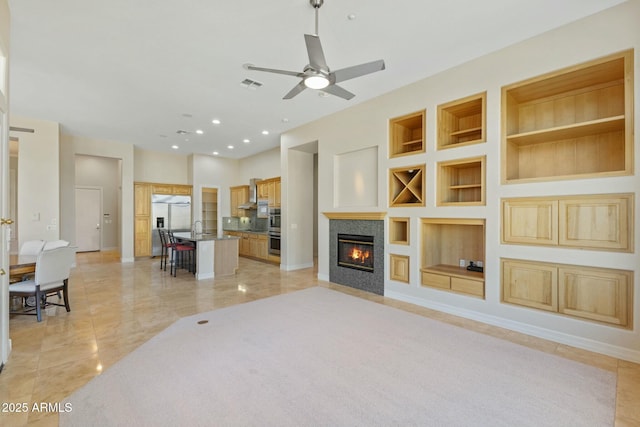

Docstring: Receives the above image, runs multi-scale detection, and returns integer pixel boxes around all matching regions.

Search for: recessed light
[227,145,234,149]
[182,113,193,118]
[281,118,289,123]
[171,145,179,149]
[212,119,221,125]
[347,13,356,20]
[159,134,168,138]
[243,139,250,143]
[212,151,219,155]
[262,130,269,135]
[196,129,204,135]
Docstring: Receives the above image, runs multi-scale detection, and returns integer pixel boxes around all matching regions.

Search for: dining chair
[20,240,46,256]
[9,246,77,322]
[43,239,70,250]
[16,240,46,284]
[167,231,195,277]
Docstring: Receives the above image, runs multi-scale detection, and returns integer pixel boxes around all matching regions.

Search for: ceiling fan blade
[247,65,303,78]
[331,59,386,83]
[283,81,307,99]
[320,84,355,100]
[304,34,328,71]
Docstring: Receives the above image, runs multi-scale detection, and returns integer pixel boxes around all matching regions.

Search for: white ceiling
[7,0,626,159]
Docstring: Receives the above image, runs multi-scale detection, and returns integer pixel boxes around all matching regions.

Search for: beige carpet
[61,287,616,426]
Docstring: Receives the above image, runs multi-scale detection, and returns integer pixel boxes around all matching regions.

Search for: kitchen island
[172,232,239,280]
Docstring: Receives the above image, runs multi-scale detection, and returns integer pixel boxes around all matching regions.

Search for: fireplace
[337,234,374,272]
[326,215,384,295]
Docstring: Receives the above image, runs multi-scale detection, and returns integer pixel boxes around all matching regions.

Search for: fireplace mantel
[323,212,387,221]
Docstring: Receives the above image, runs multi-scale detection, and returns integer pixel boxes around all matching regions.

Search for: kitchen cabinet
[258,177,281,207]
[501,258,632,328]
[230,185,249,217]
[152,184,192,195]
[224,231,270,262]
[134,183,151,257]
[135,181,193,257]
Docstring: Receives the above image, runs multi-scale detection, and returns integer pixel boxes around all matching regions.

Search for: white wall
[11,116,60,244]
[281,1,640,361]
[0,0,10,365]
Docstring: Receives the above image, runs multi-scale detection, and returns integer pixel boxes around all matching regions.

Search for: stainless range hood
[238,178,262,209]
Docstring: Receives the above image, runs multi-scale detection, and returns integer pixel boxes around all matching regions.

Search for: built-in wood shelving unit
[437,92,486,149]
[389,110,425,158]
[501,49,633,183]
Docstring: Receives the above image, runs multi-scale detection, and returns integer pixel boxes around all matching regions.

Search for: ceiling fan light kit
[246,0,385,100]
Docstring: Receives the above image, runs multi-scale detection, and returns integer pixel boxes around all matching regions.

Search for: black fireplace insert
[337,233,374,272]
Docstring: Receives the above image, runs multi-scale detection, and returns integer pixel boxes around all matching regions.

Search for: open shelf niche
[437,156,485,206]
[501,49,633,183]
[389,217,410,245]
[202,187,218,234]
[389,110,425,158]
[389,165,425,207]
[421,218,485,298]
[437,92,486,149]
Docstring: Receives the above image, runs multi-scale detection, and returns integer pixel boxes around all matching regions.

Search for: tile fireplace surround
[325,213,385,295]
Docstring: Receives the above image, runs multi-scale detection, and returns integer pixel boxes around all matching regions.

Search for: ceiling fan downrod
[310,0,324,36]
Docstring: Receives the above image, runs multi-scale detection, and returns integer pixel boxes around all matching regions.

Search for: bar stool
[157,229,172,271]
[167,231,195,277]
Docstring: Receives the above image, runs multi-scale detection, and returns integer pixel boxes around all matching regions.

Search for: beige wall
[10,116,60,244]
[238,146,281,183]
[60,134,134,261]
[281,1,640,361]
[134,147,190,184]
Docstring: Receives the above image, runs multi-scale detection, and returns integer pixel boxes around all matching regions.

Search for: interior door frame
[75,185,103,252]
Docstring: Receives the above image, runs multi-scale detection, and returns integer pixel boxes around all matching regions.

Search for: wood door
[75,187,102,252]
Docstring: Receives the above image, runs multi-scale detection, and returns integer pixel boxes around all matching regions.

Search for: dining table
[9,254,37,283]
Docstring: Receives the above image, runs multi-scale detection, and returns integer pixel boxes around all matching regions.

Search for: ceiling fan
[246,0,385,100]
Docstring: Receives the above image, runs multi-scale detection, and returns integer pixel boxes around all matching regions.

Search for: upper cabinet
[151,183,192,195]
[257,177,281,207]
[389,110,425,158]
[501,49,634,183]
[437,92,486,150]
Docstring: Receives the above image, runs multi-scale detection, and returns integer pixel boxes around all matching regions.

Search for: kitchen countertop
[172,232,240,242]
[222,229,268,235]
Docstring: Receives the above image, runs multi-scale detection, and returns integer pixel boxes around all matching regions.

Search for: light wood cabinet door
[172,185,192,195]
[502,259,557,312]
[558,195,632,251]
[274,179,281,207]
[134,217,151,257]
[257,235,268,259]
[451,277,484,298]
[134,183,151,216]
[421,271,450,290]
[502,198,558,245]
[558,266,631,327]
[151,183,172,194]
[257,182,268,200]
[390,254,410,283]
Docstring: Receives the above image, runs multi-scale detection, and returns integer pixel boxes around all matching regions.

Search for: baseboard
[282,262,314,271]
[317,273,329,282]
[385,290,640,364]
[196,272,214,280]
[121,257,135,263]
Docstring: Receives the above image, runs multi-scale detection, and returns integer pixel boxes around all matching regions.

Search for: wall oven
[268,208,281,233]
[268,232,281,255]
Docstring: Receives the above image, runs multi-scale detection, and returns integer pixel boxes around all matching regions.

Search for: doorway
[75,187,102,252]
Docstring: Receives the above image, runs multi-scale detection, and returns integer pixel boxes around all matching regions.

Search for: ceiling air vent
[240,78,263,90]
[176,130,190,135]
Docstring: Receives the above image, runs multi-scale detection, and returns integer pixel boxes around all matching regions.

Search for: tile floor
[1,251,639,426]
